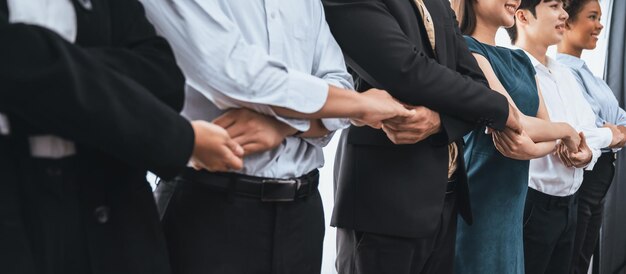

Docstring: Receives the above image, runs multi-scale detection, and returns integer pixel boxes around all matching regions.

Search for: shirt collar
[519,49,567,74]
[556,53,586,70]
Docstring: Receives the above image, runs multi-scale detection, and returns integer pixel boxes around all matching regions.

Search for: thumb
[578,132,587,148]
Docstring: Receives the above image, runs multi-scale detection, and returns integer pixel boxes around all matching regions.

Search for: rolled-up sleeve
[301,1,354,147]
[580,127,612,170]
[141,0,332,131]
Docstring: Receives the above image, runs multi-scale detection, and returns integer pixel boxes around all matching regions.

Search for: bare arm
[472,54,579,151]
[272,85,413,128]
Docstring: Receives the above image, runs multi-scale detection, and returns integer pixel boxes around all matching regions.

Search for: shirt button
[94,206,110,224]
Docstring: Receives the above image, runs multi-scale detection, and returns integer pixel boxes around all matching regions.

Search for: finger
[351,119,365,127]
[382,121,404,131]
[212,111,237,128]
[384,115,408,125]
[368,121,383,129]
[397,108,416,119]
[241,143,265,156]
[559,145,574,167]
[496,130,517,148]
[492,134,506,153]
[226,139,244,157]
[189,159,202,171]
[493,133,515,156]
[224,121,250,139]
[556,147,569,166]
[221,147,244,170]
[232,133,256,147]
[579,132,587,147]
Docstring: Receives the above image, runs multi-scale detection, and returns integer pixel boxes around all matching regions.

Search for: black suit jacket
[0,1,192,273]
[324,0,510,238]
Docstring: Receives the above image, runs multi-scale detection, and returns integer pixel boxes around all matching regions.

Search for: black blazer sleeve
[85,0,185,111]
[437,2,496,143]
[0,10,192,179]
[323,0,508,131]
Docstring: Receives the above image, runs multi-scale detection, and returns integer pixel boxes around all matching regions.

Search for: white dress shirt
[2,0,77,158]
[525,52,612,196]
[557,53,625,153]
[141,0,354,178]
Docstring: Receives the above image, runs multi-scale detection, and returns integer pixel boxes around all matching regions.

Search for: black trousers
[336,190,458,274]
[570,152,616,274]
[21,157,91,274]
[523,188,577,274]
[156,176,325,274]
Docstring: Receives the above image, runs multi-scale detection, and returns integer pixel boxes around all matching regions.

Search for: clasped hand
[189,109,296,172]
[381,105,441,144]
[555,132,592,168]
[350,89,414,129]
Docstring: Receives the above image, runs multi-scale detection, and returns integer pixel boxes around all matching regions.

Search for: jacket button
[94,206,110,224]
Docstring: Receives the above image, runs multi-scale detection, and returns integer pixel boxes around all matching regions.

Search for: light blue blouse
[557,53,626,128]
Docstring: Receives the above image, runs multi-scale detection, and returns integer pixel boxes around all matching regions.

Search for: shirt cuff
[583,127,612,150]
[302,130,337,148]
[321,118,351,132]
[275,116,310,132]
[286,70,329,113]
[584,147,602,171]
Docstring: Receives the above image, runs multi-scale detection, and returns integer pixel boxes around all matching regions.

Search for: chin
[503,20,515,29]
[586,41,598,50]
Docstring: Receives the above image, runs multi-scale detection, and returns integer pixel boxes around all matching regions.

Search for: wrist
[350,92,369,120]
[559,123,578,142]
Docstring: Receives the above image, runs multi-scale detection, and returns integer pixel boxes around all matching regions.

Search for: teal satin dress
[455,37,539,274]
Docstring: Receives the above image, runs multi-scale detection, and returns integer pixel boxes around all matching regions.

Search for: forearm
[528,141,557,158]
[522,116,576,142]
[272,85,363,119]
[322,0,508,128]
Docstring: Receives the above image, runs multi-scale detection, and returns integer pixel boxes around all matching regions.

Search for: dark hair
[452,0,477,35]
[505,0,562,43]
[563,0,598,23]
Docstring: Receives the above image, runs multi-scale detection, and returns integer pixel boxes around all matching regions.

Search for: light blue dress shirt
[557,53,626,151]
[141,0,354,178]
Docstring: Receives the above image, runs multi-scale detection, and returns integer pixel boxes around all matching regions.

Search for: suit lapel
[408,0,437,58]
[424,0,449,64]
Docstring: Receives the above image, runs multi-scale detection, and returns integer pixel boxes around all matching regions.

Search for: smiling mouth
[555,24,565,32]
[505,4,517,14]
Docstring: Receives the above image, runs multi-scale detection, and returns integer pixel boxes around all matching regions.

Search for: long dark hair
[452,0,477,35]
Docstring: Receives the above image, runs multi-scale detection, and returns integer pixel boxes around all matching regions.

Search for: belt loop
[301,179,311,201]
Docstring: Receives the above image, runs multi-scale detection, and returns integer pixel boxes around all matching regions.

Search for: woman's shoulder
[463,35,491,56]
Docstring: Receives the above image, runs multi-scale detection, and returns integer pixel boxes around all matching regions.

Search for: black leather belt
[178,168,319,202]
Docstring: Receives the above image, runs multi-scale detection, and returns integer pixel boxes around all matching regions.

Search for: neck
[471,18,499,46]
[516,33,549,66]
[557,41,583,58]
